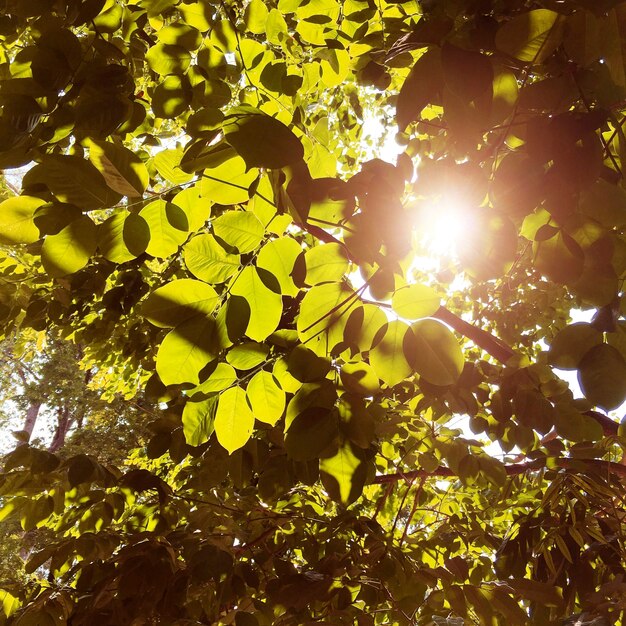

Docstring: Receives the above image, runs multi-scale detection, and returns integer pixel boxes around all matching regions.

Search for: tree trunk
[48,406,72,452]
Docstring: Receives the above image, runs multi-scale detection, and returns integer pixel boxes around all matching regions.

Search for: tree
[1,0,626,623]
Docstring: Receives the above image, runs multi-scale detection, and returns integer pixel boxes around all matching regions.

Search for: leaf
[391,284,440,320]
[246,370,286,425]
[369,320,414,387]
[145,42,191,75]
[320,440,369,505]
[244,0,269,34]
[284,406,338,461]
[38,155,122,210]
[304,242,349,285]
[214,386,255,454]
[212,210,264,253]
[153,148,195,185]
[88,139,149,198]
[200,153,258,204]
[396,48,443,129]
[578,343,626,410]
[226,342,269,370]
[495,9,564,64]
[507,578,562,606]
[139,200,189,258]
[41,216,97,277]
[340,361,380,396]
[0,196,45,244]
[409,319,464,386]
[98,212,150,263]
[183,395,218,446]
[230,266,282,341]
[297,281,359,356]
[256,237,303,297]
[548,323,603,370]
[156,315,220,386]
[184,233,240,283]
[172,184,212,232]
[142,279,219,328]
[441,43,493,101]
[224,108,305,169]
[187,362,237,399]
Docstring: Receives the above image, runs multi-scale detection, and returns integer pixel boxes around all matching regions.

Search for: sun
[411,190,476,261]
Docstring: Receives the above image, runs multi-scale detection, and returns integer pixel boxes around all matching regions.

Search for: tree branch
[373,457,626,484]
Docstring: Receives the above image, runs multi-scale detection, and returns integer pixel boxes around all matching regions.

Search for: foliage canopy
[1,0,626,624]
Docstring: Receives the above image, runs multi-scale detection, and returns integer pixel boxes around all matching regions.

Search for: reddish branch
[433,306,516,363]
[373,457,626,484]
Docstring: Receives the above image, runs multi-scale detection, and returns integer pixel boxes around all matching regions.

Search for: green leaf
[246,370,286,425]
[369,320,414,387]
[304,242,349,285]
[153,148,195,185]
[145,42,191,75]
[244,0,269,34]
[41,216,97,277]
[98,212,150,263]
[340,361,380,396]
[297,282,359,355]
[38,155,122,210]
[152,74,192,119]
[578,343,626,410]
[212,210,264,253]
[231,266,282,341]
[284,406,338,461]
[214,386,254,454]
[172,184,212,232]
[184,233,240,283]
[410,319,464,386]
[0,196,45,244]
[495,9,563,64]
[187,362,237,399]
[224,108,305,169]
[183,395,217,446]
[391,284,440,320]
[441,43,493,101]
[157,23,202,49]
[87,139,149,198]
[320,441,369,505]
[548,323,603,370]
[139,200,189,258]
[396,48,443,129]
[226,342,269,370]
[344,303,388,353]
[200,153,258,205]
[256,237,303,297]
[143,279,219,328]
[156,315,220,386]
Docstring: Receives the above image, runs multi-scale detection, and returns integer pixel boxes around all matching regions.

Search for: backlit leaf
[212,210,264,253]
[391,284,440,320]
[214,386,254,454]
[0,196,45,244]
[224,108,305,169]
[41,216,97,277]
[183,395,217,446]
[410,319,464,386]
[143,279,219,328]
[156,315,220,386]
[184,233,240,283]
[246,370,286,425]
[304,242,349,285]
[369,320,414,387]
[495,9,563,64]
[578,343,626,410]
